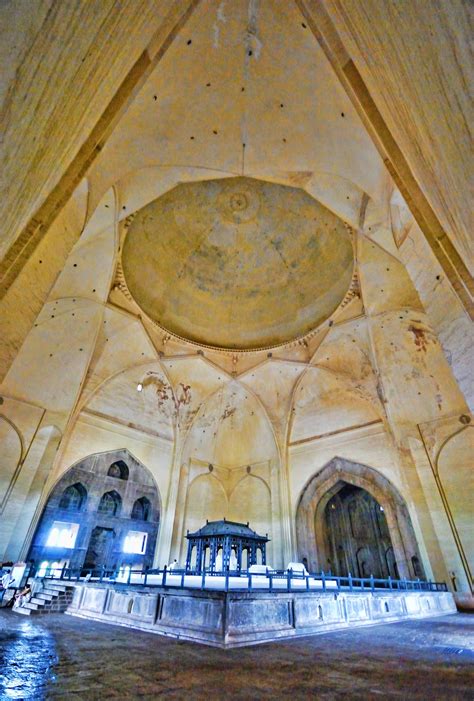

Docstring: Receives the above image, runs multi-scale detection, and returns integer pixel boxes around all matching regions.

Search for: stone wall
[66,582,457,648]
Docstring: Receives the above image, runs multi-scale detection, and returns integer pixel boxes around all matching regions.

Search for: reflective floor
[0,611,472,700]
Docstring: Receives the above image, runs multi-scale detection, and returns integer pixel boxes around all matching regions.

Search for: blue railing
[32,563,448,594]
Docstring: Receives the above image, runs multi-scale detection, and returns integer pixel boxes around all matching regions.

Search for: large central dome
[122,177,353,349]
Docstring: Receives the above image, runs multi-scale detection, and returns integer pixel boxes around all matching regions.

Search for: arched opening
[107,460,129,480]
[296,457,425,581]
[83,527,115,571]
[323,483,396,579]
[58,483,87,511]
[28,449,161,574]
[131,496,151,521]
[98,490,122,517]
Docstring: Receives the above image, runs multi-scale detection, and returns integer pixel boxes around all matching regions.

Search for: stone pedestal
[66,582,456,648]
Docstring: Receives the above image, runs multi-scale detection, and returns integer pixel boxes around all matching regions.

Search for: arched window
[98,490,122,516]
[107,460,129,481]
[59,483,87,511]
[131,497,151,521]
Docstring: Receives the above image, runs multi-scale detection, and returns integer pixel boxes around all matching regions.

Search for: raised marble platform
[65,583,457,648]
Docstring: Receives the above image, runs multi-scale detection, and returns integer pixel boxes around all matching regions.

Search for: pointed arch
[295,457,423,580]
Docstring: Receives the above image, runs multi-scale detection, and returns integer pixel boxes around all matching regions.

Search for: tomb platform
[65,580,456,648]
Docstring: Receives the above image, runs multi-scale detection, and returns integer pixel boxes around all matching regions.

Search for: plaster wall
[400,222,474,411]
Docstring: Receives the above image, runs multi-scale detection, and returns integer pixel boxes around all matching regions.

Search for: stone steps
[13,582,75,616]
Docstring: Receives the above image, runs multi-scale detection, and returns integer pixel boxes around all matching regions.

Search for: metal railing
[30,563,448,594]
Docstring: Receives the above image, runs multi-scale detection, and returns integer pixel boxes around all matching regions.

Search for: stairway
[14,581,75,616]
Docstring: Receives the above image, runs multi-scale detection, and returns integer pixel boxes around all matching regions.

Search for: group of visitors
[0,562,32,609]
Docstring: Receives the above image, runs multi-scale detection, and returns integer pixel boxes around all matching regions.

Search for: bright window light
[123,531,148,554]
[38,561,49,577]
[117,565,131,581]
[46,521,79,548]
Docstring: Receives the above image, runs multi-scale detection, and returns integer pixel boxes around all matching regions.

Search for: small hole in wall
[301,22,307,28]
[280,103,284,108]
[248,50,253,56]
[213,129,218,135]
[187,39,192,45]
[105,204,109,208]
[39,260,42,264]
[51,315,55,319]
[73,263,77,267]
[79,348,83,352]
[153,95,157,101]
[190,136,195,140]
[436,275,441,280]
[49,353,53,358]
[122,206,126,210]
[282,138,287,143]
[206,82,211,87]
[241,86,245,92]
[92,289,96,293]
[341,112,345,117]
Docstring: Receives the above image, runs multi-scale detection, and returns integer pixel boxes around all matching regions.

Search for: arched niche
[437,426,474,582]
[98,490,122,516]
[28,449,161,573]
[183,474,228,540]
[182,380,278,469]
[131,496,151,521]
[59,483,87,511]
[323,483,398,579]
[296,457,423,580]
[107,460,129,481]
[228,475,271,543]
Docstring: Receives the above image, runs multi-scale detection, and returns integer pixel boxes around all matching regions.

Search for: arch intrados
[183,379,279,461]
[187,471,227,499]
[297,457,403,512]
[285,347,378,446]
[228,473,271,500]
[78,360,176,440]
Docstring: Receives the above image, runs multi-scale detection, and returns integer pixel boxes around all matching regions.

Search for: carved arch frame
[296,457,423,579]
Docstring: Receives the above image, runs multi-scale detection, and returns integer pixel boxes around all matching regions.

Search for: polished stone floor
[0,611,472,700]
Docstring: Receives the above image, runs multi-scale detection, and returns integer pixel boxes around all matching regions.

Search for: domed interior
[122,177,354,349]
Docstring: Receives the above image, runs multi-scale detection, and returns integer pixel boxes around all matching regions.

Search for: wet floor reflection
[0,617,57,700]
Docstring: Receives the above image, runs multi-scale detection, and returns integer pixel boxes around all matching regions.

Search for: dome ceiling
[122,177,353,350]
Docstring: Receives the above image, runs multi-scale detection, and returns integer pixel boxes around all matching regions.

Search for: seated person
[12,584,32,609]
